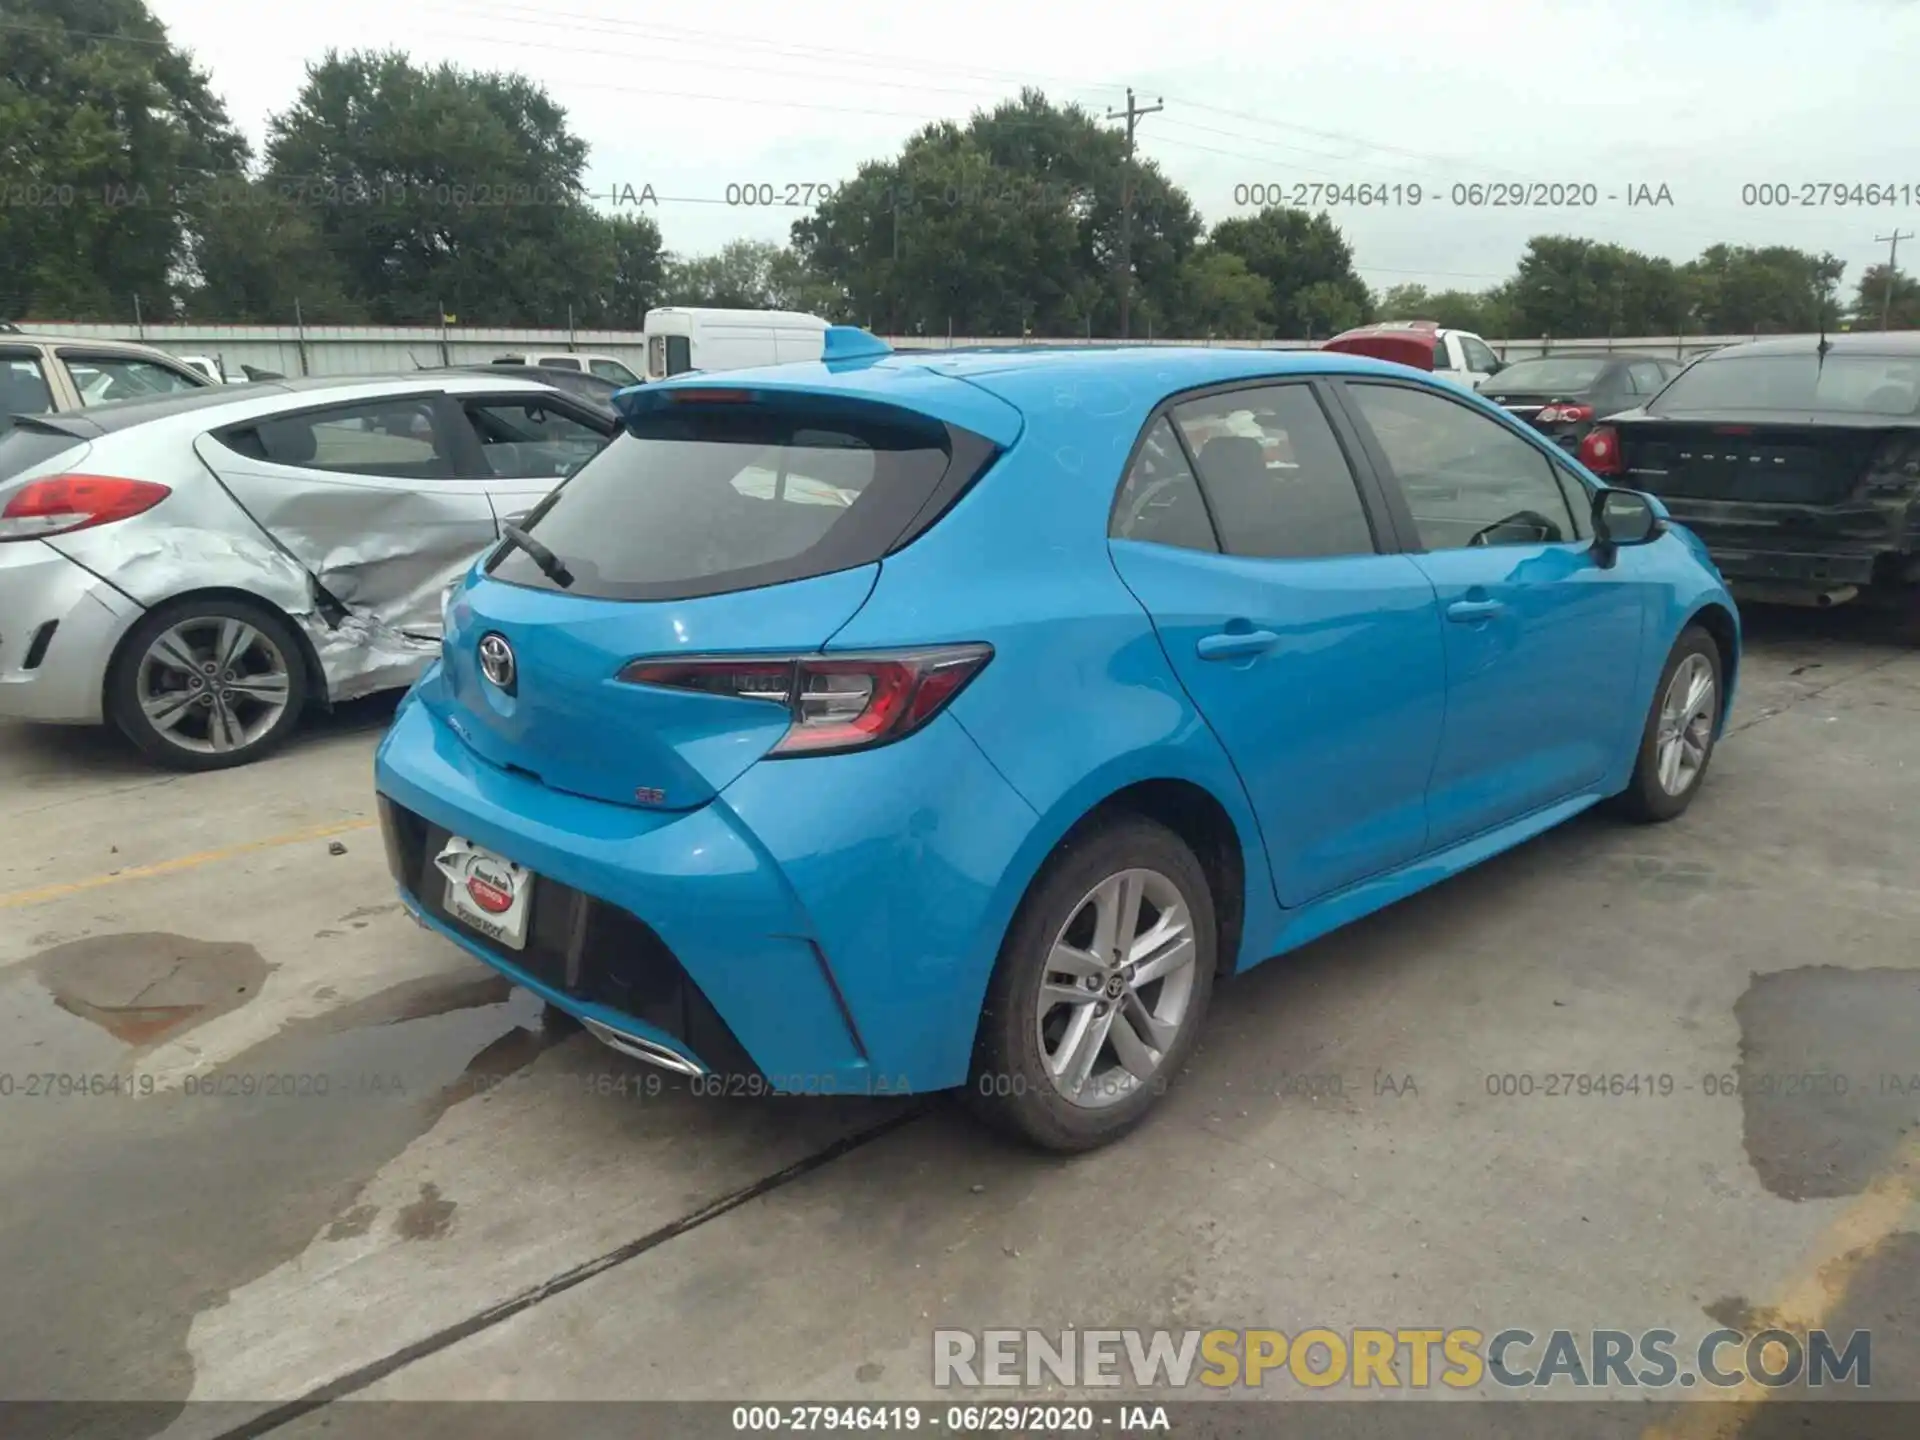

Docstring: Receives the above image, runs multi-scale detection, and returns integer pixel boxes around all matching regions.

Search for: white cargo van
[642,308,831,380]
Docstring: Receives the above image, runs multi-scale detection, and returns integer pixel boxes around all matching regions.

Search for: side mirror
[1592,487,1668,552]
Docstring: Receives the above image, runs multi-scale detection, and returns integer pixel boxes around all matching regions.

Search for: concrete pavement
[2,609,1914,1440]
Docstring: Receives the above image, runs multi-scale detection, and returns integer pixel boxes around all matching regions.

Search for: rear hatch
[426,381,1010,809]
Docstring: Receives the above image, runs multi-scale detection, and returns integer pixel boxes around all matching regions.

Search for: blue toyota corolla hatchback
[375,329,1740,1151]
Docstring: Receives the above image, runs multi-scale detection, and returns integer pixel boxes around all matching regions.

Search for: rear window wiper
[499,522,573,588]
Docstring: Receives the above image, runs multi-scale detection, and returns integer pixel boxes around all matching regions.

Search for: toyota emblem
[478,632,517,694]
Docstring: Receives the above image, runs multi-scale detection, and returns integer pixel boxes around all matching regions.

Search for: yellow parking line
[1640,1132,1920,1439]
[0,817,377,911]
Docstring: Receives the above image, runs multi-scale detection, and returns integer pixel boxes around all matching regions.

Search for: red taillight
[1576,425,1622,476]
[616,645,993,757]
[0,475,171,542]
[1537,403,1594,424]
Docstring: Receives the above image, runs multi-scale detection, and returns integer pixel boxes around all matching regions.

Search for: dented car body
[1584,334,1920,616]
[0,375,614,766]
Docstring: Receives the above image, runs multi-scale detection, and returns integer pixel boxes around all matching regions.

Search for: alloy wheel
[1655,652,1716,796]
[1035,867,1200,1110]
[136,617,293,756]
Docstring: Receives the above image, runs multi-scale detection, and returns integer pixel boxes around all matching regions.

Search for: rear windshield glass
[1488,357,1610,392]
[1652,354,1920,416]
[488,405,978,601]
[0,424,85,482]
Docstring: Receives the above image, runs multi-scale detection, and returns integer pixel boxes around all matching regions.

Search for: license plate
[433,836,534,950]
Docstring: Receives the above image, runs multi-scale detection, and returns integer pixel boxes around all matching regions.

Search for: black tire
[1615,624,1723,823]
[967,813,1218,1153]
[106,595,310,771]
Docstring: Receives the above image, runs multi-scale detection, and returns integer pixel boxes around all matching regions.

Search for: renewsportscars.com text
[933,1327,1871,1391]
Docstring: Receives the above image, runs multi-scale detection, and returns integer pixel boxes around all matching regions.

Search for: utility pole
[1874,228,1913,330]
[1105,87,1163,341]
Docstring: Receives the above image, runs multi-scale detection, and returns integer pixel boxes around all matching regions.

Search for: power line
[438,1,1126,101]
[1106,88,1164,340]
[1873,228,1913,330]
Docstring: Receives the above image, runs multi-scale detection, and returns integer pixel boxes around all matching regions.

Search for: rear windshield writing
[489,408,952,598]
[1653,354,1920,415]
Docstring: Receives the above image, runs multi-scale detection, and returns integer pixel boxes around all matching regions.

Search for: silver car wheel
[1655,652,1716,797]
[136,617,292,756]
[1035,867,1199,1110]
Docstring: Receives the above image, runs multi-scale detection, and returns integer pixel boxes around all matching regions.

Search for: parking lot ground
[3,608,1917,1440]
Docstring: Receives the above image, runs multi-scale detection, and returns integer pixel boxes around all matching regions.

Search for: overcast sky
[148,0,1920,298]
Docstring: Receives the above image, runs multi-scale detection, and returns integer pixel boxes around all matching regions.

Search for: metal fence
[11,320,1769,378]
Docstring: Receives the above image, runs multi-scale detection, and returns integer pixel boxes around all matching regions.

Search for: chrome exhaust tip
[582,1017,707,1077]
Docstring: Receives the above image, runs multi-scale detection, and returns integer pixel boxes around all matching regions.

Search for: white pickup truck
[1323,320,1509,390]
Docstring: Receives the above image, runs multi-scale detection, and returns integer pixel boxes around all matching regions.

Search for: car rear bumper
[0,540,142,724]
[1657,496,1920,594]
[372,676,1041,1094]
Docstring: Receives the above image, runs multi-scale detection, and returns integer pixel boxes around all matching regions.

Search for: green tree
[1376,282,1515,336]
[766,247,848,318]
[658,237,843,317]
[793,90,1201,337]
[1681,244,1845,334]
[661,238,786,308]
[963,91,1203,335]
[262,50,606,325]
[178,184,363,321]
[796,136,1093,335]
[569,211,665,327]
[1205,208,1374,338]
[1505,237,1694,338]
[0,0,247,320]
[1161,250,1272,339]
[1375,283,1433,318]
[1848,263,1920,330]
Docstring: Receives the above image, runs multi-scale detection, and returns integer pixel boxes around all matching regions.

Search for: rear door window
[0,352,55,432]
[226,397,461,479]
[1172,385,1377,559]
[489,405,993,600]
[1110,417,1218,552]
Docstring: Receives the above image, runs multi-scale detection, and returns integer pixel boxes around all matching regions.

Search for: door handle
[1197,629,1280,661]
[1446,598,1505,623]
